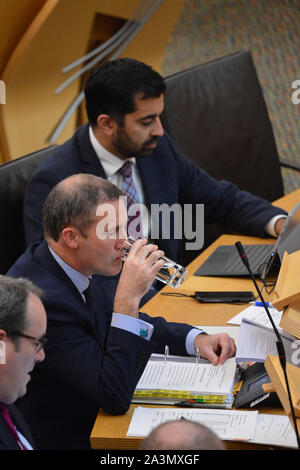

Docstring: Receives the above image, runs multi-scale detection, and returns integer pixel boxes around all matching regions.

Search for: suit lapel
[34,243,104,344]
[89,277,108,346]
[0,415,19,450]
[75,124,107,178]
[35,242,85,305]
[0,405,35,450]
[9,405,35,449]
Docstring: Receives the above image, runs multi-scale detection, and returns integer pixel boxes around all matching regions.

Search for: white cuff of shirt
[112,314,204,355]
[185,328,204,355]
[265,215,287,237]
[111,313,154,340]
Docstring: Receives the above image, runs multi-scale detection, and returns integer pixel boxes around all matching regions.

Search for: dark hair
[43,174,124,242]
[0,275,43,337]
[84,58,166,126]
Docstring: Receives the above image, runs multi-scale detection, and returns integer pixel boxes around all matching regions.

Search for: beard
[112,127,159,159]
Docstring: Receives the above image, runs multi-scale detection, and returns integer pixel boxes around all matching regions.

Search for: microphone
[235,242,281,342]
[235,241,300,449]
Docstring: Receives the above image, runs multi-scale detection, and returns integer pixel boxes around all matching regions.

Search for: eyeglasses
[9,332,48,353]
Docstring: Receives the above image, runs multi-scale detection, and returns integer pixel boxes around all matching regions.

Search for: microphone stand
[235,241,300,449]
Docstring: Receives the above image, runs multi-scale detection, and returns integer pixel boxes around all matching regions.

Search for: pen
[174,401,226,409]
[252,301,273,307]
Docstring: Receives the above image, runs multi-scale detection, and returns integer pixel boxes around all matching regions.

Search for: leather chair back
[0,146,57,273]
[161,51,284,263]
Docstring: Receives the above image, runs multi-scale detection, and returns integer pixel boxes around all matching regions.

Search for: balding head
[43,174,124,242]
[140,419,225,450]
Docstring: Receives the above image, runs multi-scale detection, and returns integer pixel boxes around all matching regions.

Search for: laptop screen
[273,201,300,260]
[262,202,300,279]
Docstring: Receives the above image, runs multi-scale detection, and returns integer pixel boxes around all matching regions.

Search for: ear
[60,226,80,249]
[96,114,116,136]
[0,330,7,364]
[0,329,7,341]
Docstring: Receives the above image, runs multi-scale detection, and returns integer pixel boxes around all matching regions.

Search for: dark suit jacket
[8,242,195,450]
[0,404,35,450]
[23,124,286,261]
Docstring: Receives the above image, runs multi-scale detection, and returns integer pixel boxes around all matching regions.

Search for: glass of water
[120,236,187,289]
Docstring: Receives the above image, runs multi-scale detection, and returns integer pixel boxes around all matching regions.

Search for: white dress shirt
[89,126,149,237]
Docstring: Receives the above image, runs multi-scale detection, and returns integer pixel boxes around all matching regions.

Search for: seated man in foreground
[8,174,236,450]
[0,275,47,450]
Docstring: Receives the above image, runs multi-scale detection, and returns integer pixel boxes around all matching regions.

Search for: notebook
[194,202,300,277]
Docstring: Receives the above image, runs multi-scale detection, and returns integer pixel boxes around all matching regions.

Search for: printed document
[227,305,283,329]
[127,408,298,448]
[249,414,298,448]
[236,318,295,363]
[127,406,258,441]
[135,357,237,395]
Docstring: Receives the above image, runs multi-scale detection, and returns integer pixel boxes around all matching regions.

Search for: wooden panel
[0,0,45,74]
[0,0,185,162]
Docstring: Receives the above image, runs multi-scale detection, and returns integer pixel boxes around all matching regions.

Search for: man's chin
[135,150,155,159]
[135,141,159,158]
[99,260,123,277]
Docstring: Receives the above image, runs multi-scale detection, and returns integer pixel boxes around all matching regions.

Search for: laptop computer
[194,202,300,277]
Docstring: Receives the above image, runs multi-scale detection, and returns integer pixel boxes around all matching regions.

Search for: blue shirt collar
[48,245,90,298]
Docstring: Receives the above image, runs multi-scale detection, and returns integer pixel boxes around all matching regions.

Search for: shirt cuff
[111,312,154,341]
[185,328,205,355]
[265,215,287,237]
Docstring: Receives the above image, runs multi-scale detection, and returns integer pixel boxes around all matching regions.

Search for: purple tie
[0,403,28,450]
[118,161,142,237]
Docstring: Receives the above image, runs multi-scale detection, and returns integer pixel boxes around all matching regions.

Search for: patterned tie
[118,161,142,238]
[0,404,28,450]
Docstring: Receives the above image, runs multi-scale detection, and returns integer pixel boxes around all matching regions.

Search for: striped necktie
[118,161,142,238]
[0,404,28,450]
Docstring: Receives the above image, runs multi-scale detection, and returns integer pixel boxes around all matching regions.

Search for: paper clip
[164,345,169,362]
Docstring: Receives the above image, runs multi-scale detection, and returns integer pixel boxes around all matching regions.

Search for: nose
[150,116,164,137]
[36,347,45,363]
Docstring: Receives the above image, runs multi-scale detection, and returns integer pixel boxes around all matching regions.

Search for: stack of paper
[127,407,258,441]
[235,318,295,363]
[132,356,238,407]
[127,407,298,448]
[227,304,283,329]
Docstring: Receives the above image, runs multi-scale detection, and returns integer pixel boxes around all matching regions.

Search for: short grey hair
[0,275,43,336]
[43,174,125,242]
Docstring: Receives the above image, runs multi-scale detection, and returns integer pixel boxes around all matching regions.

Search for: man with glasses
[0,275,47,450]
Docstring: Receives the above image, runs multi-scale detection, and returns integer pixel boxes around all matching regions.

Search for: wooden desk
[90,189,300,450]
